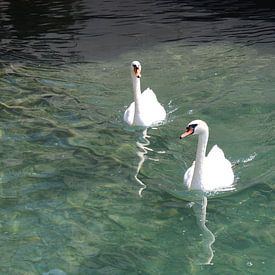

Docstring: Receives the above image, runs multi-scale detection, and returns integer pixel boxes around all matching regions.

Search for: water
[0,0,275,274]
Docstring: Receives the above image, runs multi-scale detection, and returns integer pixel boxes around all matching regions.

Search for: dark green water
[0,0,275,274]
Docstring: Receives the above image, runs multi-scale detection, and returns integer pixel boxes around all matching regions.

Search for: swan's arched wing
[207,145,225,160]
[207,145,233,171]
[141,88,158,103]
[205,145,234,190]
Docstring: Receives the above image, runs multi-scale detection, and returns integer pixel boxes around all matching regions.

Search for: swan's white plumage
[124,88,166,126]
[124,61,166,127]
[181,120,234,192]
[184,145,234,191]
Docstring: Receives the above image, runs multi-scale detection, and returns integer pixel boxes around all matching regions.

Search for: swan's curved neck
[191,130,209,190]
[132,76,142,124]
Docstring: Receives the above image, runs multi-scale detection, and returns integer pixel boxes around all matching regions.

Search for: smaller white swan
[124,61,166,127]
[180,120,234,191]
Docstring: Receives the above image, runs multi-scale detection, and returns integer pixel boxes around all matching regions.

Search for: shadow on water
[0,0,88,63]
[1,0,275,63]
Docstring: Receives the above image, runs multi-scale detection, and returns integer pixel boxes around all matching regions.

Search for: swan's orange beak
[180,127,193,139]
[134,67,141,78]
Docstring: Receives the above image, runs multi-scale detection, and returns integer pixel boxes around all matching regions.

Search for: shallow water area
[0,40,275,274]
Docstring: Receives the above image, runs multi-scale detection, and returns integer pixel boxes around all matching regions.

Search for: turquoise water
[0,41,274,274]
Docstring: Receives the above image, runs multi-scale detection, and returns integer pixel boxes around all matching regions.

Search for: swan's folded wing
[184,162,195,189]
[123,101,135,125]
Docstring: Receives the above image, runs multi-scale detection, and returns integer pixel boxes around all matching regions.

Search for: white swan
[124,61,166,127]
[180,120,234,191]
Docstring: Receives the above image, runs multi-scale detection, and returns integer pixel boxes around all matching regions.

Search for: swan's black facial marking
[180,123,198,139]
[188,123,198,131]
[185,123,198,134]
[132,63,140,69]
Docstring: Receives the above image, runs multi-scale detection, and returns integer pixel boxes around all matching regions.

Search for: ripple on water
[0,39,274,273]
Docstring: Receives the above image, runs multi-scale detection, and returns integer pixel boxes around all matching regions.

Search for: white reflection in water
[135,128,151,197]
[192,196,215,265]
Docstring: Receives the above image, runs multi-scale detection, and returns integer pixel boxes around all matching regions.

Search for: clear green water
[0,42,274,274]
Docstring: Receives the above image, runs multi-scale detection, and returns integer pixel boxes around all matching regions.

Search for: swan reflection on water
[134,128,151,197]
[192,196,215,265]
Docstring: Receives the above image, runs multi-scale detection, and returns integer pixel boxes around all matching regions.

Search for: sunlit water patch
[0,41,274,274]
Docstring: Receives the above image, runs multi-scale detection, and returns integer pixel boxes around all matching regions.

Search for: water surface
[0,1,275,274]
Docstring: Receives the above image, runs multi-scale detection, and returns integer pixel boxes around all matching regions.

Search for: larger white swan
[180,120,234,191]
[123,61,166,127]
